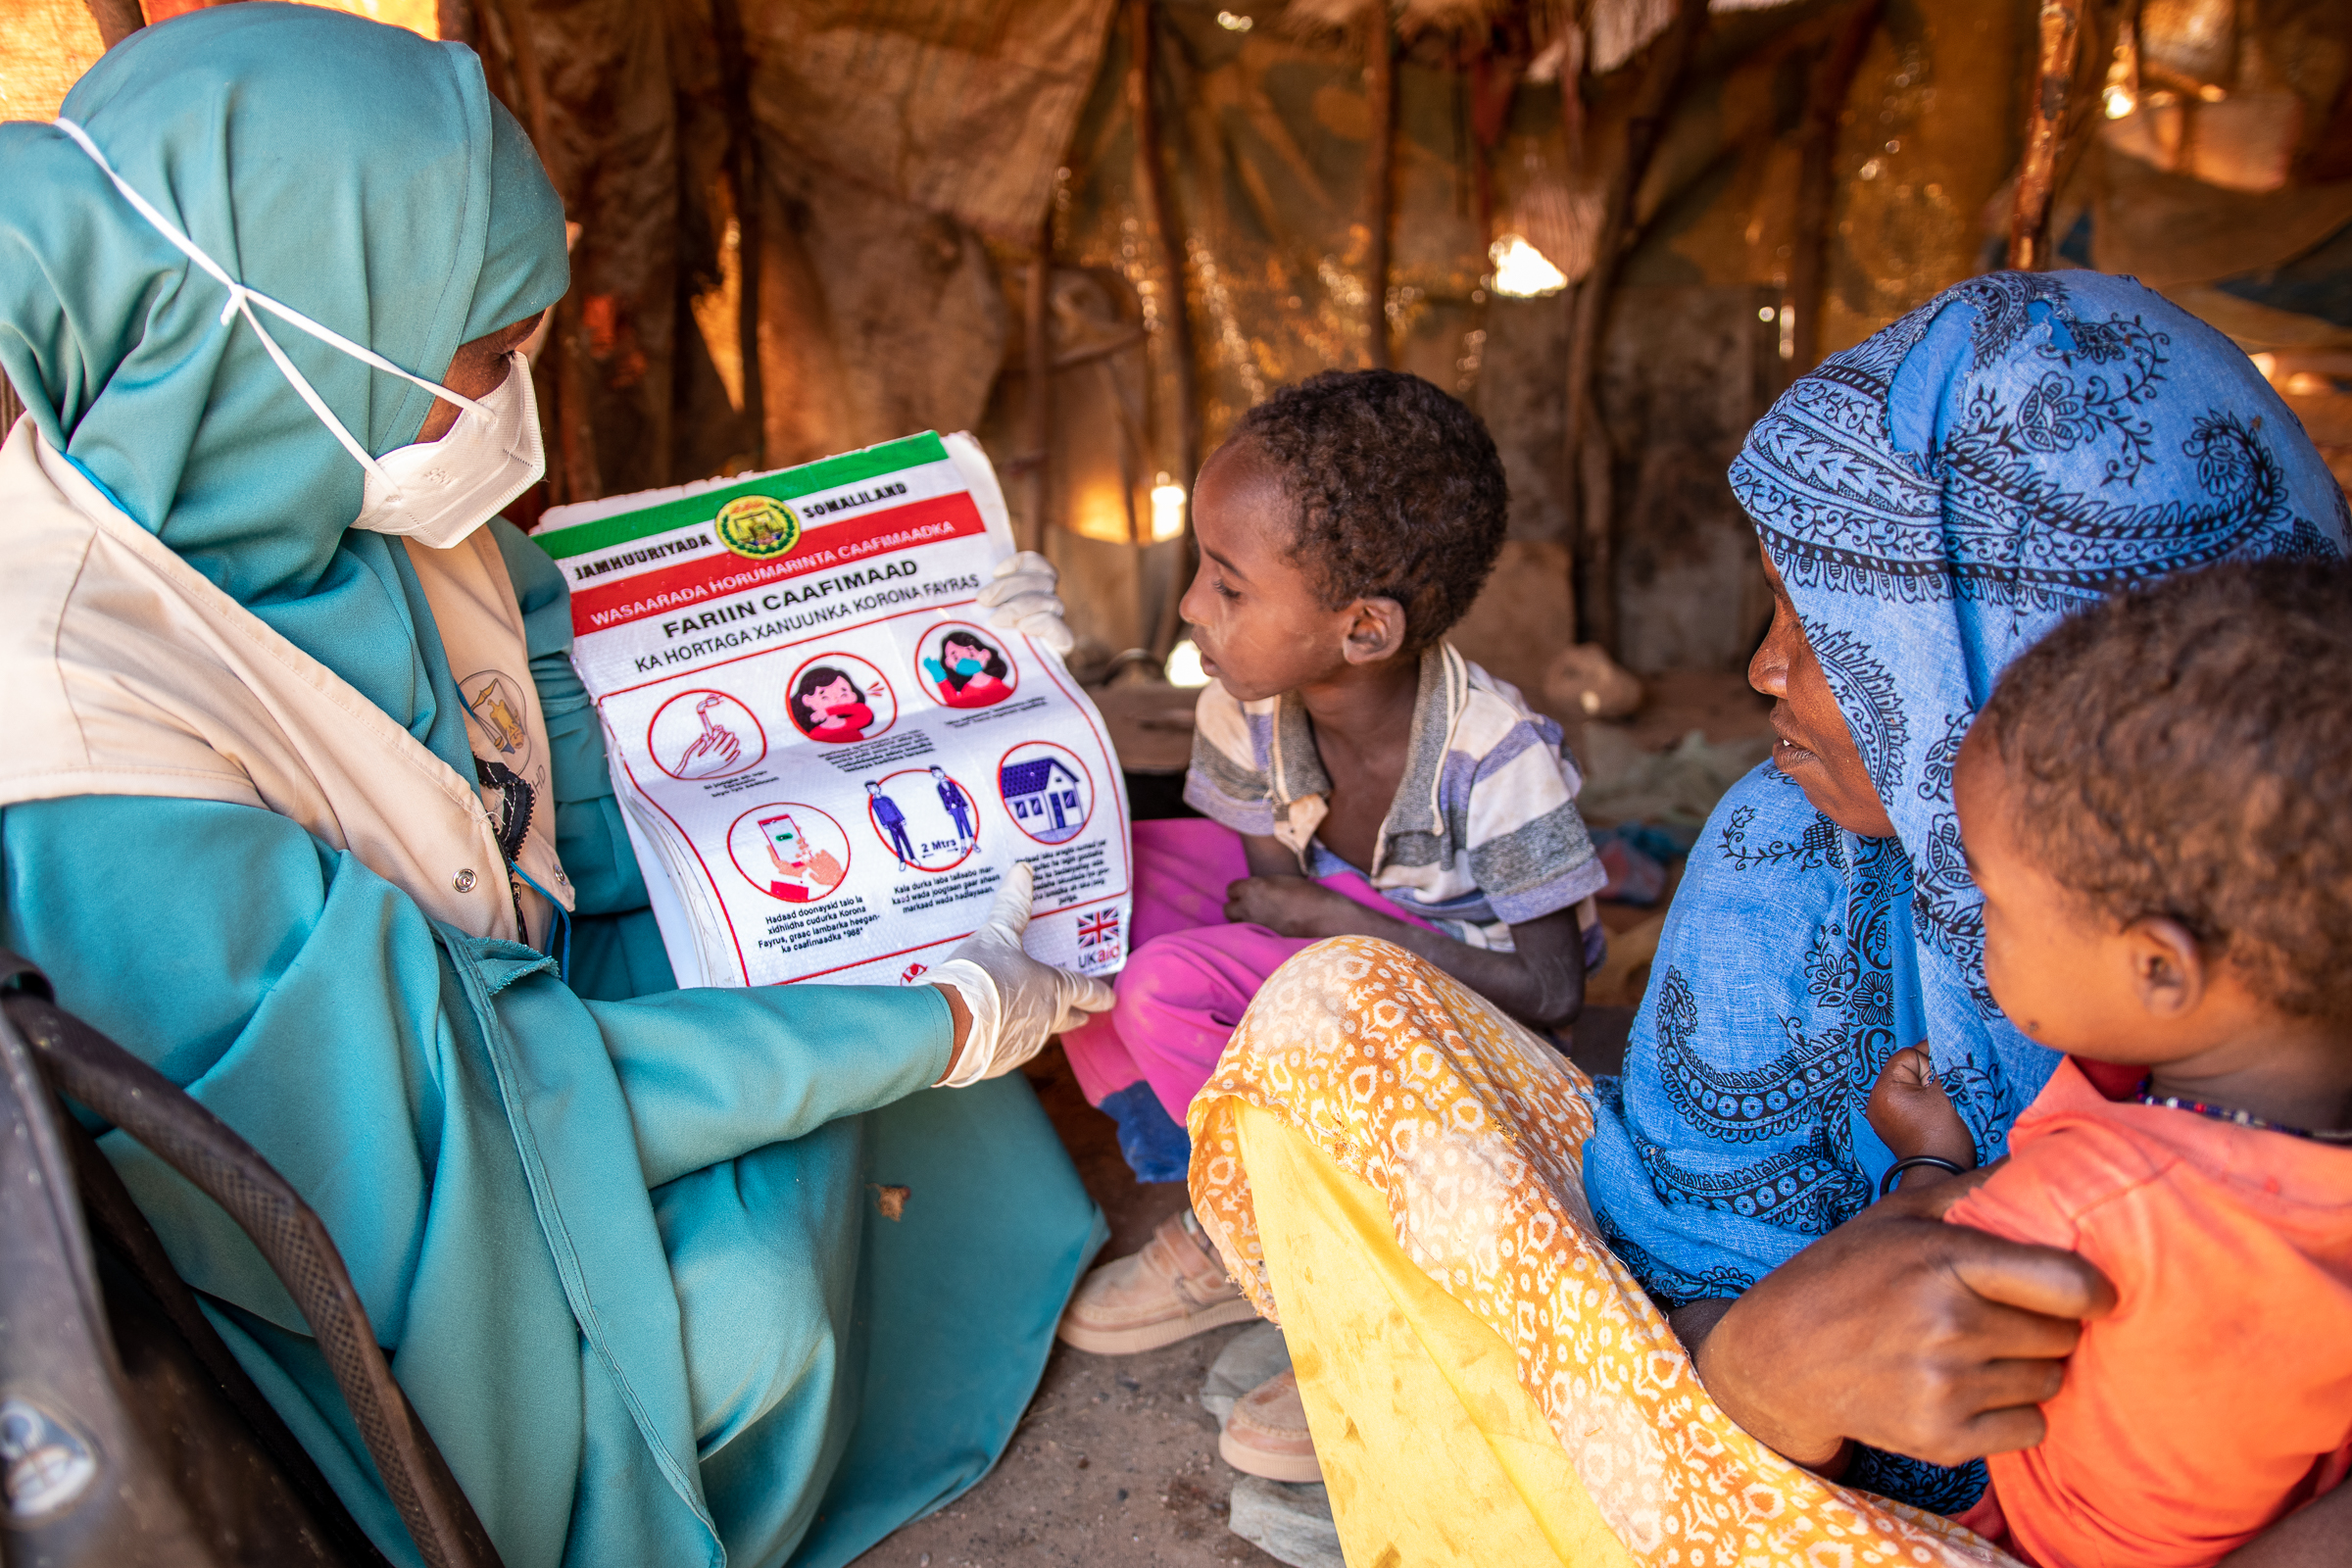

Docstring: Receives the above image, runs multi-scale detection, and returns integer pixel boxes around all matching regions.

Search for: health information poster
[538,431,1132,990]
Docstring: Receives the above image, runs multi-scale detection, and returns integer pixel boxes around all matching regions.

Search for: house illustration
[1000,755,1084,843]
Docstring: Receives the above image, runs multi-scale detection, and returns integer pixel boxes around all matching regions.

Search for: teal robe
[0,516,1105,1568]
[0,9,1102,1565]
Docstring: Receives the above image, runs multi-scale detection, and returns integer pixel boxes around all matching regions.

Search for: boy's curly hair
[1978,557,2352,1020]
[1232,369,1507,652]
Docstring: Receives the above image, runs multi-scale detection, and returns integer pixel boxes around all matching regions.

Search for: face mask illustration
[54,117,546,552]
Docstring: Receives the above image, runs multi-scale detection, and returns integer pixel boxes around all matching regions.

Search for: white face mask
[353,352,545,548]
[54,117,546,551]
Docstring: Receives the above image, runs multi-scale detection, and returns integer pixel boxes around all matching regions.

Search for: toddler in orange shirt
[1867,558,2352,1568]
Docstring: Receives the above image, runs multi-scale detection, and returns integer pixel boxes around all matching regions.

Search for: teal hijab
[0,2,567,764]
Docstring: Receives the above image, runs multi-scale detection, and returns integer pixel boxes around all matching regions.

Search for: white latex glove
[929,862,1114,1086]
[977,550,1075,658]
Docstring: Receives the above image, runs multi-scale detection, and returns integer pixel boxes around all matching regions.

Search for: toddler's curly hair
[1978,557,2352,1020]
[1232,369,1507,652]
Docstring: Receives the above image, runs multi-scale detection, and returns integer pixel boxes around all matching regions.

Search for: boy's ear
[1342,597,1408,664]
[2123,915,2208,1018]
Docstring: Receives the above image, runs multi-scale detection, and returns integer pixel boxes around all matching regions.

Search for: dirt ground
[851,669,1769,1567]
[850,1048,1280,1568]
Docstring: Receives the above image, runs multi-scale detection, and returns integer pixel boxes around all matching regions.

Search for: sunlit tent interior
[16,0,2347,692]
[2,0,2349,1564]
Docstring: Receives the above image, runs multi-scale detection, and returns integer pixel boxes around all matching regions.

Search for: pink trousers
[1061,817,1435,1121]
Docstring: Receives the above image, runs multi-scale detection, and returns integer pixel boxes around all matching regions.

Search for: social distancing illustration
[864,767,979,872]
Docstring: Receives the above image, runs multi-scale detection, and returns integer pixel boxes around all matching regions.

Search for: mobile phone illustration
[760,812,805,860]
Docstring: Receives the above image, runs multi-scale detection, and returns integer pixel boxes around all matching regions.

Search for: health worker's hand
[1690,1185,2116,1470]
[978,551,1075,658]
[928,862,1114,1086]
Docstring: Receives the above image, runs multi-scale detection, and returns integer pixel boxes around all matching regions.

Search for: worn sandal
[1216,1368,1322,1483]
[1055,1207,1257,1354]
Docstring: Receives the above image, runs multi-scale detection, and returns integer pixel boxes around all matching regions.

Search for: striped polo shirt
[1183,642,1606,953]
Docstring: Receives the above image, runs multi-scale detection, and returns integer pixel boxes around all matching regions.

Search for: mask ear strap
[53,118,491,482]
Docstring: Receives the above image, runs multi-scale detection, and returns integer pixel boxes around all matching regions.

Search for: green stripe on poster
[539,431,951,559]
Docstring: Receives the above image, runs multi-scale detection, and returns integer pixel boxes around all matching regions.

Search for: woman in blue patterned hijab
[1581,268,2348,1504]
[1180,270,2343,1554]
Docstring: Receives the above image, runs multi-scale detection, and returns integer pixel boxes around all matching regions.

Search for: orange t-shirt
[1943,1058,2352,1568]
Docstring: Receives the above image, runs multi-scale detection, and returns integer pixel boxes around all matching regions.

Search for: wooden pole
[1129,0,1202,659]
[433,0,476,47]
[1024,216,1054,552]
[80,0,142,49]
[1469,52,1495,247]
[483,0,603,504]
[2300,18,2352,181]
[1363,4,1396,370]
[1789,0,1885,371]
[1128,0,1197,485]
[2041,1,2122,264]
[1563,0,1710,659]
[2008,0,2085,270]
[711,0,766,469]
[472,0,515,110]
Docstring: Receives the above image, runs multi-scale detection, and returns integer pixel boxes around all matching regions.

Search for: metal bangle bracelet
[1879,1154,1965,1197]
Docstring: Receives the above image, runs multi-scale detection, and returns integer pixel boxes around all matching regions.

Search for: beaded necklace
[2134,1079,2352,1145]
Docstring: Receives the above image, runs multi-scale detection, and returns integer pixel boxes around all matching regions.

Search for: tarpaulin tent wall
[8,0,2348,704]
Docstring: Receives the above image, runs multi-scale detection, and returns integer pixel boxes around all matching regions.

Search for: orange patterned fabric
[1188,937,2013,1566]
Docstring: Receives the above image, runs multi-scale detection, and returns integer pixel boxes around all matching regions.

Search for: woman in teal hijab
[0,8,1106,1566]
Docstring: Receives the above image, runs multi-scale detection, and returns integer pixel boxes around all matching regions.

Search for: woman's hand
[1224,875,1378,939]
[1689,1187,2116,1469]
[2220,1476,2352,1566]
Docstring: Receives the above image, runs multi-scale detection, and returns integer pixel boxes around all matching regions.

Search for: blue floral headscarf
[1581,270,2347,1502]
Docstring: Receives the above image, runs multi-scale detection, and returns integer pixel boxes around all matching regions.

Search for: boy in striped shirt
[1057,372,1606,1422]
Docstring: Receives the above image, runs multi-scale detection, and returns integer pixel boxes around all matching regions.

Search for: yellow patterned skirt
[1187,937,2011,1567]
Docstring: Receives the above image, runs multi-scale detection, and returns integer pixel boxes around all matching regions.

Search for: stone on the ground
[1206,1328,1338,1567]
[1226,1478,1342,1568]
[1544,642,1644,719]
[1200,1320,1290,1424]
